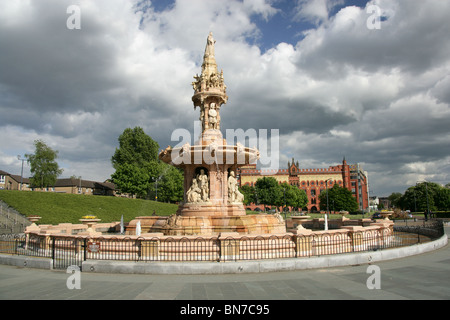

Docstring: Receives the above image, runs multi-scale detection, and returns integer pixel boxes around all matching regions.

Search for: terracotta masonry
[155,32,285,236]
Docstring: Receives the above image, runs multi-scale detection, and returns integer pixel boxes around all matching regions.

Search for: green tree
[318,184,358,212]
[25,139,63,189]
[111,127,161,198]
[254,177,283,210]
[435,187,450,211]
[399,182,450,212]
[388,192,403,208]
[239,184,256,206]
[111,163,153,197]
[154,164,184,203]
[111,127,159,168]
[280,182,308,210]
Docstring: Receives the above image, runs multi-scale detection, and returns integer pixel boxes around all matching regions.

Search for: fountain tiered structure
[130,32,286,236]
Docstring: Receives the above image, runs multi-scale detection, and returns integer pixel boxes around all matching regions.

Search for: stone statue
[164,214,181,227]
[199,106,205,131]
[192,74,201,92]
[205,32,215,58]
[274,212,284,224]
[186,178,201,203]
[228,171,244,204]
[208,103,218,129]
[197,169,209,202]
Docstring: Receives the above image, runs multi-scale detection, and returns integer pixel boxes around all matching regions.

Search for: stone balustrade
[23,218,394,262]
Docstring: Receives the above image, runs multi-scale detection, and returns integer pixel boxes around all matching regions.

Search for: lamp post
[325,178,332,231]
[17,155,25,191]
[417,180,430,221]
[425,181,430,220]
[282,185,287,227]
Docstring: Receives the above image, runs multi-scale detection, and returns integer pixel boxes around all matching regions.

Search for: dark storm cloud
[0,0,449,197]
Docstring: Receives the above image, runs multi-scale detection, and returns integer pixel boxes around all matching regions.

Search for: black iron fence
[0,220,445,270]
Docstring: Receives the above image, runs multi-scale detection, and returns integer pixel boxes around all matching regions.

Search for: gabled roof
[0,170,30,183]
[1,169,116,190]
[52,179,117,190]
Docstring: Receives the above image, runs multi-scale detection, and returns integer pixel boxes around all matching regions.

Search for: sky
[1,0,449,197]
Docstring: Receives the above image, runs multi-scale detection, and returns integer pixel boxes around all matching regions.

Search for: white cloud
[0,0,449,197]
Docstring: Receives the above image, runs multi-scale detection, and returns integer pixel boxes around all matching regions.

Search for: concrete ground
[0,227,449,303]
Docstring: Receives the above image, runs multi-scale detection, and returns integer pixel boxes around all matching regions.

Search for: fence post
[294,228,313,257]
[83,238,87,262]
[51,236,55,261]
[219,233,240,261]
[141,238,160,260]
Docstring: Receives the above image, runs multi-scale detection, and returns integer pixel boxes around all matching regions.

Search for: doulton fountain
[16,34,432,272]
[128,32,286,236]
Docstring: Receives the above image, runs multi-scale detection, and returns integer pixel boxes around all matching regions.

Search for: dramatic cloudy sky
[1,0,449,196]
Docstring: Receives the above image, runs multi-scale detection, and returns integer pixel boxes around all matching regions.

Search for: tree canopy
[111,127,159,169]
[153,165,184,203]
[111,127,183,202]
[280,182,308,209]
[254,177,283,208]
[397,182,450,212]
[318,184,358,212]
[245,178,308,210]
[25,139,63,188]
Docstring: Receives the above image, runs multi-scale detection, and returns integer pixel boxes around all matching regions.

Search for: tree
[318,184,358,212]
[435,187,450,211]
[153,164,184,203]
[399,182,450,212]
[388,192,403,208]
[111,127,159,168]
[254,177,283,210]
[111,163,152,197]
[280,182,308,210]
[25,139,63,189]
[111,127,161,198]
[239,184,256,205]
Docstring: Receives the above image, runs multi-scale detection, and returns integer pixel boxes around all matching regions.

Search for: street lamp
[417,180,430,221]
[325,178,332,231]
[282,185,287,227]
[17,155,25,191]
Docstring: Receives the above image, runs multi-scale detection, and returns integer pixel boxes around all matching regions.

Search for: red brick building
[238,158,369,213]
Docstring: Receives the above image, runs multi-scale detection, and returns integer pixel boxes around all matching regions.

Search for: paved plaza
[0,227,449,303]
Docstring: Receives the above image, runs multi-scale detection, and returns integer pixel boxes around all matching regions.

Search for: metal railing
[0,220,445,270]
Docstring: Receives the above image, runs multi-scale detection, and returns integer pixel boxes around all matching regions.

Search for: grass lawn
[0,190,178,225]
[2,190,422,226]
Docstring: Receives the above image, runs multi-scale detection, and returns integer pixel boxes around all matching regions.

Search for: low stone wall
[26,221,121,236]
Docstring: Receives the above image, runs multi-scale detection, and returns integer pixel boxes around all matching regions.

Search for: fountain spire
[192,32,227,133]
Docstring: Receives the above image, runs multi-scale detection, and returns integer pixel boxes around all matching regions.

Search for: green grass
[0,190,178,225]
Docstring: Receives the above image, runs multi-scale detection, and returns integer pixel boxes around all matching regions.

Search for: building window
[0,175,5,184]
